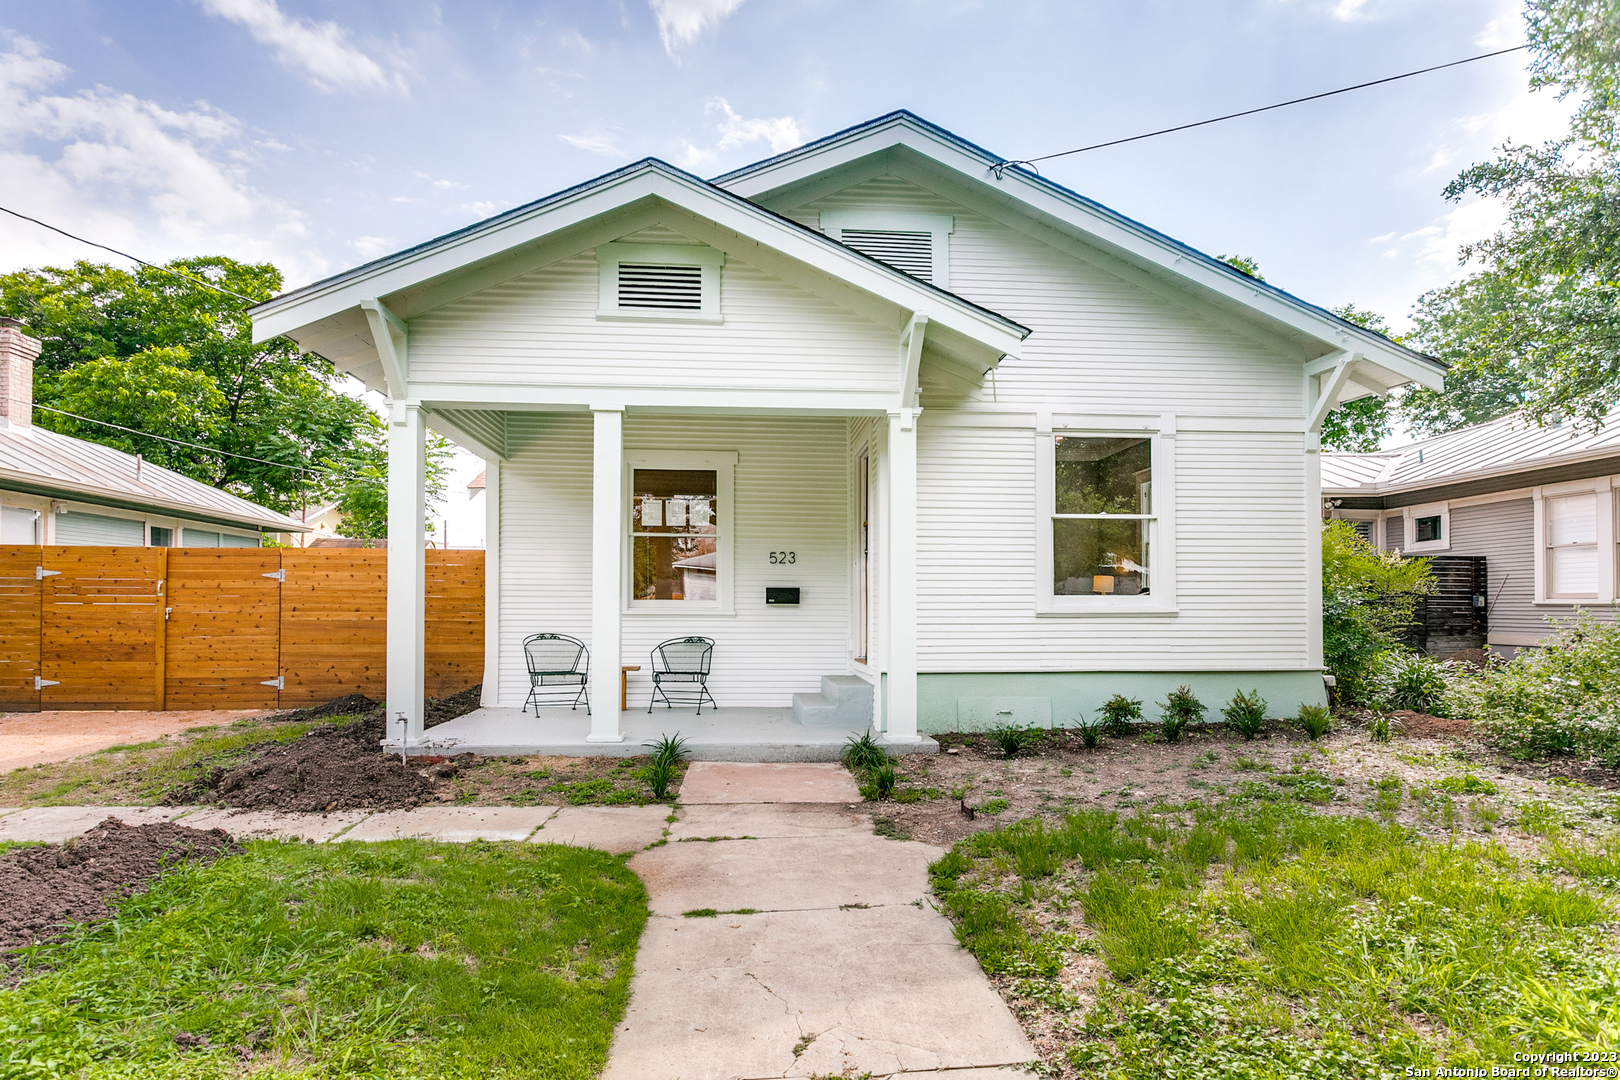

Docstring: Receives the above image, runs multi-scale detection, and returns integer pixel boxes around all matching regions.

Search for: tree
[1320,304,1402,452]
[1321,520,1433,702]
[332,437,454,541]
[0,257,385,513]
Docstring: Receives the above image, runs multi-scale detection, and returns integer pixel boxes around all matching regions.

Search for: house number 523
[769,551,796,564]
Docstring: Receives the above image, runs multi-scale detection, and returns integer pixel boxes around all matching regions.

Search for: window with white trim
[597,242,723,322]
[626,450,736,611]
[1036,421,1176,614]
[819,211,953,287]
[1401,501,1451,553]
[1546,491,1599,599]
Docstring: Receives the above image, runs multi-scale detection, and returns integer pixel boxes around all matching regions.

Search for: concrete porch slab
[602,905,1035,1080]
[678,762,862,804]
[341,806,556,843]
[413,706,937,761]
[0,805,200,843]
[668,802,868,841]
[177,808,372,843]
[530,804,671,853]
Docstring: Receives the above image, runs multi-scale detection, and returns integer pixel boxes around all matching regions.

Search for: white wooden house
[250,112,1443,752]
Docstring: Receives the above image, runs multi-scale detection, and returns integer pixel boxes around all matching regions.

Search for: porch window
[626,450,736,611]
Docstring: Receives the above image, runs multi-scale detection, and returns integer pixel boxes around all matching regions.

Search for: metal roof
[715,110,1445,377]
[1322,408,1620,496]
[0,423,307,532]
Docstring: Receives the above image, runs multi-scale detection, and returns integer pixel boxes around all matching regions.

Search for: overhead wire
[990,44,1530,177]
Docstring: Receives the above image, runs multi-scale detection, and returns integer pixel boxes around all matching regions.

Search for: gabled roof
[716,110,1445,392]
[1322,408,1620,496]
[0,423,306,532]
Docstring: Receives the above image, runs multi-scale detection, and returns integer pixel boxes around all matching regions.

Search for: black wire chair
[522,633,590,714]
[648,636,716,714]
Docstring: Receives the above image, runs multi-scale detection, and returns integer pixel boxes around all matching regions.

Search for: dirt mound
[425,684,483,728]
[0,819,239,952]
[1389,710,1472,738]
[266,693,380,724]
[183,712,434,812]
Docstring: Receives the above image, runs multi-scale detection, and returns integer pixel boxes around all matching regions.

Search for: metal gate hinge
[35,567,60,579]
[261,676,284,689]
[34,677,59,689]
[165,606,172,620]
[262,569,286,582]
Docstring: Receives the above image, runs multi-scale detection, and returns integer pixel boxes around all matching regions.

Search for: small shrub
[1221,689,1267,741]
[1368,649,1452,713]
[861,758,899,800]
[1075,714,1101,750]
[640,732,691,799]
[1296,704,1332,741]
[1157,685,1204,742]
[988,723,1041,759]
[842,730,887,772]
[1369,713,1392,742]
[1097,695,1142,737]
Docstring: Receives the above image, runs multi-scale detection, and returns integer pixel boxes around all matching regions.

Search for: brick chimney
[0,317,41,429]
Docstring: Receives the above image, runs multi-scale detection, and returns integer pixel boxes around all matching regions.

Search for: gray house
[1323,409,1620,655]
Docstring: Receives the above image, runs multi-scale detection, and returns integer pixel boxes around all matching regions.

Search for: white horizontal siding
[408,250,899,394]
[803,175,1303,417]
[915,424,1310,671]
[496,413,850,708]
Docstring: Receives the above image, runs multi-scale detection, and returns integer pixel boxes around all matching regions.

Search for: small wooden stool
[620,665,641,711]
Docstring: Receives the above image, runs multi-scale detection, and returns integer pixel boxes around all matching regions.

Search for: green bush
[640,732,690,799]
[1076,714,1102,749]
[1158,685,1204,742]
[988,722,1041,758]
[1221,689,1267,740]
[1296,704,1332,741]
[1445,611,1620,767]
[1097,695,1142,737]
[842,730,887,772]
[1367,649,1453,713]
[1321,520,1432,704]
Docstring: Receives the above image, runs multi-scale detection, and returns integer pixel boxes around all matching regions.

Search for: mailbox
[766,587,801,606]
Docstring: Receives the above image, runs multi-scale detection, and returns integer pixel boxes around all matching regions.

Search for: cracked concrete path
[603,765,1036,1080]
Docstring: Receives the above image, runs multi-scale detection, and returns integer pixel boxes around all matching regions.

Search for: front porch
[414,706,938,762]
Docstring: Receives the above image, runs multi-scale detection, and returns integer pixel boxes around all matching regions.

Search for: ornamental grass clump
[1368,649,1453,713]
[1157,686,1204,742]
[1097,695,1142,737]
[640,732,690,799]
[1221,689,1268,741]
[1075,714,1102,750]
[1296,704,1332,741]
[988,722,1041,759]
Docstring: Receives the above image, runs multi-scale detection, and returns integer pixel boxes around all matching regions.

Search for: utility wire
[32,404,365,481]
[991,44,1530,177]
[0,204,263,304]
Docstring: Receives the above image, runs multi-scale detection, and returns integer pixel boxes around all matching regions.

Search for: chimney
[0,317,40,429]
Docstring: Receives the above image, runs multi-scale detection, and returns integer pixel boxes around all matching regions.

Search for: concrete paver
[342,806,556,842]
[668,801,868,841]
[603,905,1034,1080]
[0,805,199,843]
[677,761,861,804]
[176,808,373,843]
[530,804,670,853]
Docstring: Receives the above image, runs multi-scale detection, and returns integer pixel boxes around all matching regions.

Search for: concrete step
[791,676,874,728]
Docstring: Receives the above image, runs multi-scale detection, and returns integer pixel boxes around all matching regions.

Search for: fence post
[153,547,167,711]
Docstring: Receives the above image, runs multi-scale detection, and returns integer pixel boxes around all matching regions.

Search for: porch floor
[411,706,936,762]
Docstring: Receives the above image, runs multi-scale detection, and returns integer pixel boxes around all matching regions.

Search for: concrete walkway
[0,764,1037,1079]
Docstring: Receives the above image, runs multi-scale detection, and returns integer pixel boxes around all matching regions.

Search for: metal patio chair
[648,636,716,714]
[522,633,590,714]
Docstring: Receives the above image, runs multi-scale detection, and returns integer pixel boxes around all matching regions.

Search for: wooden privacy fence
[0,547,483,712]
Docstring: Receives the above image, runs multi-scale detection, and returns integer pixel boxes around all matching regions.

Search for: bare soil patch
[0,708,273,773]
[0,819,239,954]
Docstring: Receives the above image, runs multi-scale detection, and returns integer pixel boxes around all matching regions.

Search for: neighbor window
[1546,492,1599,598]
[1414,515,1442,543]
[1052,436,1153,597]
[149,526,173,547]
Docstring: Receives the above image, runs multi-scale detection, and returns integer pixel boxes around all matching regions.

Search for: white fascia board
[253,163,1027,360]
[720,118,1442,388]
[415,382,899,415]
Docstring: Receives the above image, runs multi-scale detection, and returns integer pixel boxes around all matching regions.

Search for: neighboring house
[0,319,306,547]
[249,111,1443,749]
[271,502,344,546]
[1324,408,1620,655]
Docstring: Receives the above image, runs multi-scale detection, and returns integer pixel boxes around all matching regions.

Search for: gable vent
[618,263,703,310]
[839,229,933,283]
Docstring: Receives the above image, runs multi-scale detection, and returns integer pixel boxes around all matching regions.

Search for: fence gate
[164,549,283,709]
[40,546,165,710]
[0,546,41,711]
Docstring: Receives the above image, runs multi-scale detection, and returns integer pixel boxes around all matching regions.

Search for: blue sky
[0,0,1574,329]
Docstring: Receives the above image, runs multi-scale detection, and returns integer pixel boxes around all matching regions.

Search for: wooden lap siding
[0,546,483,711]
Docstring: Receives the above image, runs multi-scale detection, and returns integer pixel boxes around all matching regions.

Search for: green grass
[930,800,1618,1076]
[0,838,648,1079]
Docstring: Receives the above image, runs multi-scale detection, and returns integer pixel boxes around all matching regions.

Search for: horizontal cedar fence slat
[0,546,483,712]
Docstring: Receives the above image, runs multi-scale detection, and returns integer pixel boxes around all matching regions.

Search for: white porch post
[386,401,426,746]
[588,406,626,741]
[885,407,922,742]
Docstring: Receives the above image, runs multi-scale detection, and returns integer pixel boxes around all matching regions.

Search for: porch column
[885,407,922,742]
[588,406,625,741]
[386,401,426,746]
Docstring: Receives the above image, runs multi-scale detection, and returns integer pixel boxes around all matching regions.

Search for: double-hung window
[1036,420,1176,614]
[626,451,736,612]
[1545,491,1600,600]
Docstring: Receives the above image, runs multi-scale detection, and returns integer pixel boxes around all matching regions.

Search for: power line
[32,403,366,481]
[0,205,263,304]
[991,44,1530,177]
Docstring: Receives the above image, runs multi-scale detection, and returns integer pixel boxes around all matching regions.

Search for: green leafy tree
[332,436,454,541]
[0,257,385,513]
[1320,304,1402,452]
[1322,520,1432,702]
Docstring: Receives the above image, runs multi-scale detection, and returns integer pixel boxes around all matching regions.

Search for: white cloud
[460,201,497,219]
[351,235,394,260]
[194,0,407,94]
[560,127,626,157]
[0,33,327,284]
[648,0,747,54]
[679,97,802,169]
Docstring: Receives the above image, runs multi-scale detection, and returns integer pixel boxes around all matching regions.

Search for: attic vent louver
[618,263,704,310]
[839,229,934,283]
